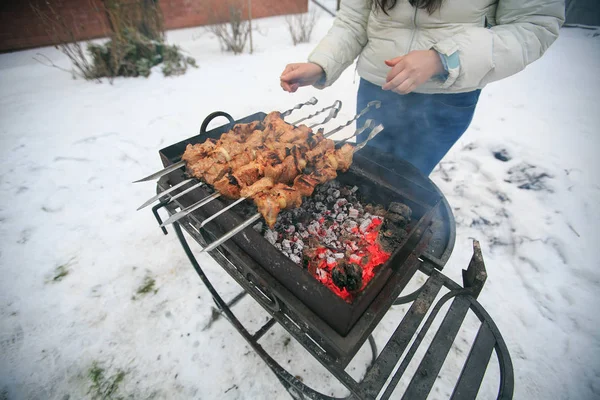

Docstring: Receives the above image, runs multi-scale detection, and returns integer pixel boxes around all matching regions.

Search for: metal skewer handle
[322,100,381,138]
[290,100,342,127]
[280,97,318,118]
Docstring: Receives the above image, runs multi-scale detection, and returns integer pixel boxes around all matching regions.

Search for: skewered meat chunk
[253,184,303,227]
[213,175,241,199]
[228,121,262,141]
[253,192,281,228]
[181,139,217,165]
[240,177,275,198]
[232,163,263,187]
[293,175,320,197]
[334,143,354,172]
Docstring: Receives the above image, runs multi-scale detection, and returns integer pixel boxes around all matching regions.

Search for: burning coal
[251,180,412,302]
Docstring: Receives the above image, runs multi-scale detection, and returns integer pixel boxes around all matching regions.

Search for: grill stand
[154,205,513,399]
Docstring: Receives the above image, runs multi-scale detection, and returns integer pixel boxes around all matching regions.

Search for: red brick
[0,0,308,52]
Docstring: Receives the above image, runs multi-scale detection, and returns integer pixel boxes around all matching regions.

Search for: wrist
[429,50,445,75]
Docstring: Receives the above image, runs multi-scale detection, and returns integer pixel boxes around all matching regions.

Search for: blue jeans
[356,79,481,175]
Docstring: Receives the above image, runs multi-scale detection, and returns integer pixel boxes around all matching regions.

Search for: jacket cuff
[307,52,339,89]
[432,39,461,89]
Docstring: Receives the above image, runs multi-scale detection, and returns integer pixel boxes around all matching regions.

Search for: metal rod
[200,213,262,253]
[308,100,342,128]
[280,97,318,118]
[197,197,247,228]
[322,100,381,138]
[291,100,342,126]
[328,118,374,141]
[353,124,384,152]
[160,192,222,226]
[133,160,185,183]
[137,178,193,210]
[168,181,204,204]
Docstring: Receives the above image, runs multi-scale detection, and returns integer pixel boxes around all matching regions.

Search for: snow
[1,5,599,400]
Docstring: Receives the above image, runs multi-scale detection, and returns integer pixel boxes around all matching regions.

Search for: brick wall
[0,0,109,52]
[0,0,308,53]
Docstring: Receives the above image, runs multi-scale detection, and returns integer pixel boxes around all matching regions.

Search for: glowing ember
[312,218,390,301]
[250,180,411,303]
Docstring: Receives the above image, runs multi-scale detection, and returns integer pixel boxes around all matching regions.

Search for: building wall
[0,0,308,53]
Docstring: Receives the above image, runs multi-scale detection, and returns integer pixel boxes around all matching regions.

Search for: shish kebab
[134,97,335,185]
[160,114,379,226]
[135,99,343,210]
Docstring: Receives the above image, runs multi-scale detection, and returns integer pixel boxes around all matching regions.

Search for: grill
[140,102,514,399]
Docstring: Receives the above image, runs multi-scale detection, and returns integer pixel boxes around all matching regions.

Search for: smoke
[356,78,481,175]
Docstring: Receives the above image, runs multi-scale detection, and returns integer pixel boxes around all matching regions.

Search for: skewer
[140,101,381,217]
[200,213,262,253]
[160,192,222,226]
[197,123,384,253]
[134,97,319,184]
[159,118,378,226]
[291,100,342,127]
[280,97,318,118]
[167,181,205,204]
[163,196,247,228]
[322,100,381,138]
[136,178,194,210]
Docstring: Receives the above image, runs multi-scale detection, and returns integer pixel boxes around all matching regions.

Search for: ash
[250,180,387,266]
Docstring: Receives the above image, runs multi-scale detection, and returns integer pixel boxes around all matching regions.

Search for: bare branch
[286,10,319,46]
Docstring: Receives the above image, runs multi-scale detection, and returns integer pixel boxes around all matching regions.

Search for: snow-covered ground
[1,5,599,400]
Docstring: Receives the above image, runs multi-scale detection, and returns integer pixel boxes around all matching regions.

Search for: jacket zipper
[406,7,418,53]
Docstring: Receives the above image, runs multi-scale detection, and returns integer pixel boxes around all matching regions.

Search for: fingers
[383,67,410,91]
[280,79,299,93]
[385,56,403,67]
[280,63,303,82]
[393,78,416,95]
[385,60,405,84]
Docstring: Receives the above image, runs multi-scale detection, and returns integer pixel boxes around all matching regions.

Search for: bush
[32,0,197,81]
[206,5,251,55]
[286,10,318,46]
[87,29,196,78]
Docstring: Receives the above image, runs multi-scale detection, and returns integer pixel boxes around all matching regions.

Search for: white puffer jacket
[308,0,565,93]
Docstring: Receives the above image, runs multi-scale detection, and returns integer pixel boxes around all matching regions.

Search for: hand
[280,63,324,93]
[382,50,444,94]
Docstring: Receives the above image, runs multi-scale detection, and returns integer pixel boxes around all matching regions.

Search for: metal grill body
[148,111,514,399]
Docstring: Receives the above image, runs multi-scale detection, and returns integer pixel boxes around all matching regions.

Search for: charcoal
[359,218,372,233]
[388,202,412,220]
[345,263,363,292]
[331,265,347,288]
[348,208,359,219]
[264,230,277,245]
[385,213,408,227]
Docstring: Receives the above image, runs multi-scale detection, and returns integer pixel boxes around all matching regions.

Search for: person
[280,0,565,175]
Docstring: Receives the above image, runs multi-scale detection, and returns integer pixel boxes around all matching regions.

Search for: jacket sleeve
[432,0,565,91]
[307,0,372,88]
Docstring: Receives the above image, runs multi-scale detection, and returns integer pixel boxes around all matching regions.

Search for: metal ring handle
[200,111,235,135]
